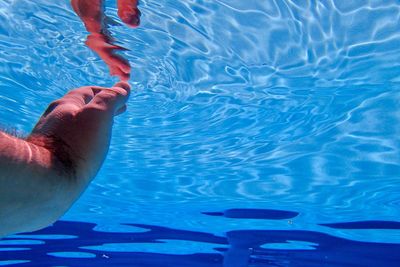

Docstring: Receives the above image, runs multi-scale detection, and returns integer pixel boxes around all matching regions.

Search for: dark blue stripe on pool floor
[202,208,299,220]
[1,218,400,267]
[319,220,400,229]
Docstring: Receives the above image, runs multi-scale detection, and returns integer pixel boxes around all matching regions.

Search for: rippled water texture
[1,0,400,265]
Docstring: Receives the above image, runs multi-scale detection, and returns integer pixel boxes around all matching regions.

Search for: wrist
[26,134,77,180]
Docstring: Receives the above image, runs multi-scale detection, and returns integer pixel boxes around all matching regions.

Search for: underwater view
[1,0,400,266]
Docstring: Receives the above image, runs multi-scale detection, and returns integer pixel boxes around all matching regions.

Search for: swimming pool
[1,0,400,266]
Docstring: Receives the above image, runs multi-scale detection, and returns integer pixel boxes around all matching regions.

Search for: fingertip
[115,65,131,82]
[114,81,131,91]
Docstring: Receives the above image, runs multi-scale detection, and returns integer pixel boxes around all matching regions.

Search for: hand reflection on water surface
[71,0,140,81]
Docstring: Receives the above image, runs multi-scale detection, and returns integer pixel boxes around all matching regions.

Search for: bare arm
[0,82,130,237]
[0,132,73,236]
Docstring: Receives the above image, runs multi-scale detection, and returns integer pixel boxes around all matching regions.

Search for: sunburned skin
[0,0,139,237]
[0,82,131,237]
[71,0,141,81]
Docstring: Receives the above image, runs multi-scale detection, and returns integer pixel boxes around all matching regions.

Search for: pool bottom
[1,214,400,266]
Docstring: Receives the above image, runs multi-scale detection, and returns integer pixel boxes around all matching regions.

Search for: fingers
[117,0,141,28]
[112,82,131,115]
[85,82,131,114]
[60,86,105,109]
[41,87,97,118]
[42,83,131,122]
[113,81,131,91]
[108,59,131,82]
[85,34,131,81]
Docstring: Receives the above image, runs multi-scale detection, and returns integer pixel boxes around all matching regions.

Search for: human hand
[28,82,131,185]
[71,0,141,81]
[85,34,131,81]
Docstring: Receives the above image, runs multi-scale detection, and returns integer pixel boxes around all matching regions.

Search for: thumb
[87,83,131,113]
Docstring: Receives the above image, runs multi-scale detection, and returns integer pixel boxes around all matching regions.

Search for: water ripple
[0,0,400,246]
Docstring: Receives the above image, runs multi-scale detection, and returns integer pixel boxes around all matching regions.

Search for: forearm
[0,132,75,236]
[0,131,52,174]
[0,82,130,237]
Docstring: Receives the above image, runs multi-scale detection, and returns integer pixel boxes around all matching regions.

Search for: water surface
[0,0,400,265]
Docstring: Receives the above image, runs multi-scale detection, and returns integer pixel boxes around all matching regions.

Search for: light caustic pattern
[103,0,400,211]
[0,0,400,248]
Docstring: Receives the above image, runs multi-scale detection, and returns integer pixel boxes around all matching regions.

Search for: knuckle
[66,87,91,97]
[43,99,65,116]
[79,105,110,119]
[112,87,129,97]
[99,90,119,102]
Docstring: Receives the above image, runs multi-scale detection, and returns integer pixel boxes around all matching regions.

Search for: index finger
[62,86,110,108]
[86,82,131,113]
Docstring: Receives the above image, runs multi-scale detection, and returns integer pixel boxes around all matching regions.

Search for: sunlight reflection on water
[0,0,400,257]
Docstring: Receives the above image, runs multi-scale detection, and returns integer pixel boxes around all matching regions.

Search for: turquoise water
[1,0,400,266]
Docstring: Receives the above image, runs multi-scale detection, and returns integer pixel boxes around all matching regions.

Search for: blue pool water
[1,0,400,266]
